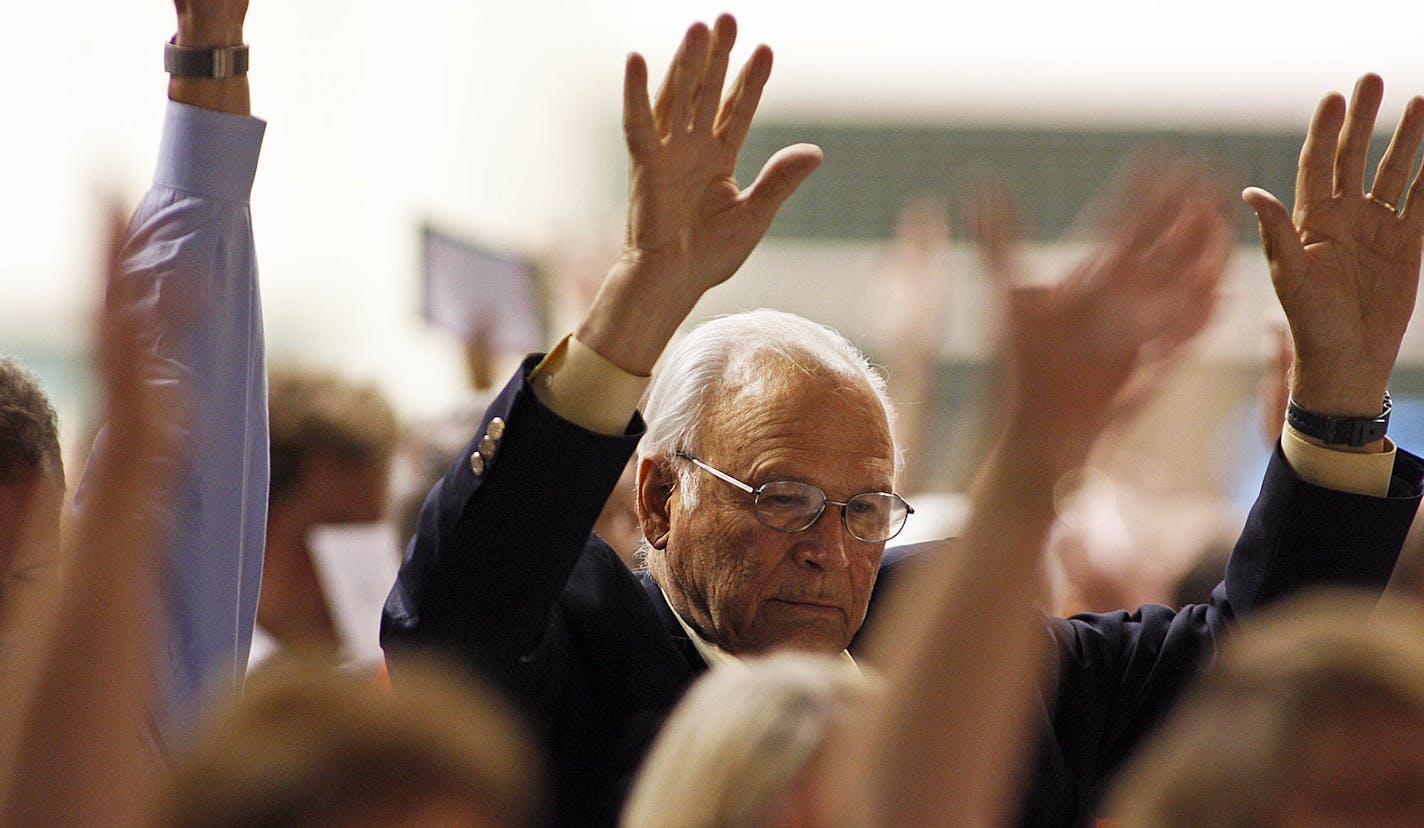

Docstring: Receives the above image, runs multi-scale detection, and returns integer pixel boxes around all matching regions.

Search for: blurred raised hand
[1,205,185,828]
[973,165,1231,472]
[825,165,1231,828]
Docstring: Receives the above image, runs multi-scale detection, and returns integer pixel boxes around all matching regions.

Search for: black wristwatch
[164,37,249,79]
[1286,392,1392,447]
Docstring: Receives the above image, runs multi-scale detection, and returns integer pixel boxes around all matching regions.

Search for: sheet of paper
[422,225,545,353]
[307,521,404,666]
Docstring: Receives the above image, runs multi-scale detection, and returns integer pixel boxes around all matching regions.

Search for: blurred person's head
[0,356,64,590]
[635,309,905,656]
[162,655,542,828]
[621,652,871,828]
[1386,513,1424,601]
[262,368,398,649]
[1107,590,1424,827]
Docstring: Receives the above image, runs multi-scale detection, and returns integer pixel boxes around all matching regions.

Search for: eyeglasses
[674,451,913,543]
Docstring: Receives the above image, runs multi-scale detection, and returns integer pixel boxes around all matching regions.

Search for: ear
[636,456,675,550]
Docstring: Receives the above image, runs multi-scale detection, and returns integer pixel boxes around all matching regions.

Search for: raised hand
[826,168,1232,828]
[98,218,186,492]
[974,166,1230,470]
[623,13,822,298]
[579,15,822,374]
[1244,74,1424,419]
[0,205,182,828]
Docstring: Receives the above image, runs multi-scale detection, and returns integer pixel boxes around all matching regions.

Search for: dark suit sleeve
[1039,442,1423,820]
[380,355,644,669]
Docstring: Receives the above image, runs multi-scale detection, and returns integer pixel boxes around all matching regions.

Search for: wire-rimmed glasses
[674,451,913,543]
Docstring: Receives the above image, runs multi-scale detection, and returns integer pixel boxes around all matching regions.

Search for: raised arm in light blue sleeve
[78,99,267,732]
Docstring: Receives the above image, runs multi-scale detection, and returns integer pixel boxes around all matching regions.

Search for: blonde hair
[161,655,542,828]
[621,652,873,828]
[1107,590,1424,826]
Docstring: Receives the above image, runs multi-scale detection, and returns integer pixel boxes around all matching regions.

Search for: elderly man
[382,16,1424,827]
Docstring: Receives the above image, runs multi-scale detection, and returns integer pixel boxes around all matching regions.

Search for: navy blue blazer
[383,358,1422,827]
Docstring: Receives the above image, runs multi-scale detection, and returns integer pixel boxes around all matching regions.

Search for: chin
[759,628,848,656]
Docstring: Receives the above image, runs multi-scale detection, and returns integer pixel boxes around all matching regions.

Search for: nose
[793,504,851,571]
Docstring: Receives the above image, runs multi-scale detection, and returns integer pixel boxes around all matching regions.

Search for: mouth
[772,598,843,616]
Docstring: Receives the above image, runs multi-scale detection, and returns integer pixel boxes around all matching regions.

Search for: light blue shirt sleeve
[78,100,267,733]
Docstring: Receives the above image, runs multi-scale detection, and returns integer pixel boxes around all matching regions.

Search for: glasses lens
[754,481,826,532]
[845,493,909,542]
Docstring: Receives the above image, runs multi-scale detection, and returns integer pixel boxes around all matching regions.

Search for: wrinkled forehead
[701,358,896,481]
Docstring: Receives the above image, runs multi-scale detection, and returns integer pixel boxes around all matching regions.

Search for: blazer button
[479,435,497,456]
[487,417,506,440]
[469,451,486,476]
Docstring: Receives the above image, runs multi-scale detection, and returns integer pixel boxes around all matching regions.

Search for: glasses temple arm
[674,451,756,495]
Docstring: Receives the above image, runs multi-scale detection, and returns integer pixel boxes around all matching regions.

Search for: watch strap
[164,38,249,79]
[1286,392,1392,447]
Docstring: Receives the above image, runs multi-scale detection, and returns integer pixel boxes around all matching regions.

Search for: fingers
[97,202,149,433]
[1294,93,1346,213]
[1406,145,1424,235]
[1163,268,1221,348]
[715,44,774,150]
[1125,199,1228,322]
[1334,73,1384,198]
[1108,163,1214,261]
[969,182,1024,285]
[1111,206,1226,415]
[102,203,129,298]
[623,53,656,156]
[692,14,736,133]
[1173,205,1231,316]
[1368,95,1424,207]
[652,21,711,138]
[100,200,139,364]
[739,143,823,230]
[638,15,751,153]
[1162,202,1231,291]
[1396,96,1424,235]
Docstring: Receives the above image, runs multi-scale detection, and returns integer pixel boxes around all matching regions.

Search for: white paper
[307,521,404,666]
[422,226,545,352]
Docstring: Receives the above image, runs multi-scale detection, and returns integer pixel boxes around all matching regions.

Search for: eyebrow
[746,465,895,496]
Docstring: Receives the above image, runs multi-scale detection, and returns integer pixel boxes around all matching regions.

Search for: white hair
[620,653,873,828]
[639,309,900,506]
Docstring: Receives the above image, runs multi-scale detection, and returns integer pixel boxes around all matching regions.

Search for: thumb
[1241,187,1307,286]
[740,143,823,229]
